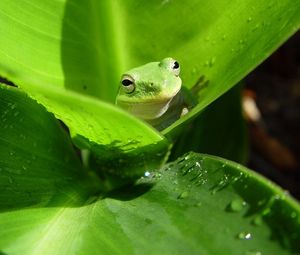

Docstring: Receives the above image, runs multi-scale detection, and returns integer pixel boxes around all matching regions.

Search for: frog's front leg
[190,75,209,95]
[180,75,209,117]
[180,107,189,117]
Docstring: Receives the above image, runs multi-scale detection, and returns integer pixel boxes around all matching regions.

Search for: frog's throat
[117,91,181,120]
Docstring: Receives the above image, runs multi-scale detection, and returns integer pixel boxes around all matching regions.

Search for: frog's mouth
[117,88,181,120]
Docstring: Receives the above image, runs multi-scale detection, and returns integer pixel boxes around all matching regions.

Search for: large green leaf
[1,0,299,140]
[0,0,124,101]
[0,84,90,211]
[0,84,169,184]
[1,2,300,254]
[0,90,299,255]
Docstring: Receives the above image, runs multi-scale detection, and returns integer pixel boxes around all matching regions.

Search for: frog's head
[116,57,182,120]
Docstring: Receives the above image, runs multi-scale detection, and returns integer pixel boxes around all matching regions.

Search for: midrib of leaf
[89,0,126,102]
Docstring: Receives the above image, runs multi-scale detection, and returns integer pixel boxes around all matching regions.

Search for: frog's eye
[121,75,135,93]
[171,60,180,76]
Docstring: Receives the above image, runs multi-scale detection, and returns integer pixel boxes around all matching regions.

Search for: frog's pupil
[173,61,179,69]
[122,79,133,86]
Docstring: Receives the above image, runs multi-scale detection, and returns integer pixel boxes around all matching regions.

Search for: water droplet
[144,171,151,177]
[229,199,247,212]
[208,57,216,67]
[237,231,252,240]
[262,208,271,216]
[247,17,252,22]
[222,34,227,40]
[178,191,189,199]
[156,173,162,178]
[290,211,297,219]
[252,24,260,31]
[245,251,261,255]
[195,202,202,207]
[8,176,13,184]
[195,161,201,168]
[214,175,230,192]
[252,215,263,226]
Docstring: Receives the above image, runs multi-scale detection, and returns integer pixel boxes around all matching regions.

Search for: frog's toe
[191,75,209,94]
[181,107,189,117]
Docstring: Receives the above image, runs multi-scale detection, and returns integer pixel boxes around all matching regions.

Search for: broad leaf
[0,84,89,211]
[1,98,299,255]
[0,0,299,140]
[0,84,169,182]
[0,85,299,254]
[0,2,300,253]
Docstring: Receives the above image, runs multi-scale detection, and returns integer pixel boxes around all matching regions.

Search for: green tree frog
[116,58,195,131]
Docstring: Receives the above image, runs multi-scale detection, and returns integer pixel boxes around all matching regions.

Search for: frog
[116,57,201,131]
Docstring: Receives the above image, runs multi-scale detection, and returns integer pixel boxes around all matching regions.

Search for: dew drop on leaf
[245,251,262,255]
[178,191,189,199]
[8,176,14,184]
[195,202,202,207]
[144,171,151,177]
[290,211,297,219]
[204,36,210,42]
[229,198,247,212]
[252,216,263,227]
[252,24,260,31]
[208,57,216,67]
[237,231,252,240]
[262,208,271,216]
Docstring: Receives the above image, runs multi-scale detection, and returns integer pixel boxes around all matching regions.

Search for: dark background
[245,31,300,199]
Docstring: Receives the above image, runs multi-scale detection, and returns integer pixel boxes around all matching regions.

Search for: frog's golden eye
[121,75,135,93]
[172,60,180,76]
